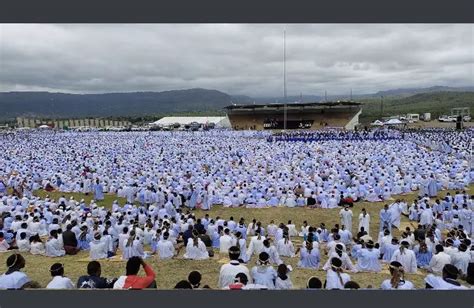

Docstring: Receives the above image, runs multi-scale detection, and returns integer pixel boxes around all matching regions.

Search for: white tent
[38,124,51,129]
[371,120,384,126]
[384,118,404,125]
[150,116,231,128]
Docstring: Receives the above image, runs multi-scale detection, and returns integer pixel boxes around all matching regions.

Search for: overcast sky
[0,24,472,97]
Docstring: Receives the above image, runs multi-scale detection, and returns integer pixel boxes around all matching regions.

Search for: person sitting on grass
[325,257,351,289]
[275,264,293,290]
[344,281,361,289]
[250,252,277,289]
[425,264,468,289]
[46,263,75,289]
[90,232,109,260]
[306,276,322,289]
[0,232,10,252]
[174,280,193,289]
[45,230,66,257]
[380,261,415,290]
[113,256,156,289]
[77,261,116,289]
[187,270,210,289]
[227,272,268,290]
[218,246,250,289]
[0,253,32,289]
[17,232,30,252]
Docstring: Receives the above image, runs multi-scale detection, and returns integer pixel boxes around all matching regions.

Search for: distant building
[224,101,362,130]
[16,117,132,128]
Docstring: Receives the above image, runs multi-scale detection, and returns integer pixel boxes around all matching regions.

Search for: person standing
[379,205,392,232]
[339,206,353,232]
[358,208,370,235]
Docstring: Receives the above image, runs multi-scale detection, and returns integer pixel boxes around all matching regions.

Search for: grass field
[1,185,472,289]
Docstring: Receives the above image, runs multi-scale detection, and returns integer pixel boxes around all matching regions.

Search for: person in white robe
[419,205,434,228]
[358,208,370,235]
[266,221,278,238]
[183,237,209,260]
[46,263,75,289]
[218,246,250,289]
[276,235,295,257]
[275,264,293,290]
[17,233,30,253]
[325,257,351,289]
[247,233,266,259]
[0,233,10,252]
[45,230,66,257]
[322,244,357,272]
[380,261,415,290]
[89,233,108,260]
[388,201,403,229]
[425,264,468,289]
[219,229,236,254]
[30,234,46,255]
[297,241,320,269]
[235,232,249,263]
[156,232,175,260]
[250,252,277,289]
[451,243,470,276]
[286,221,298,237]
[428,244,452,274]
[356,241,381,272]
[390,241,417,273]
[262,239,283,265]
[0,254,31,289]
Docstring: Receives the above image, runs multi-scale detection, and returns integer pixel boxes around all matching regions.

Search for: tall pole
[325,90,327,102]
[380,96,384,116]
[283,30,287,131]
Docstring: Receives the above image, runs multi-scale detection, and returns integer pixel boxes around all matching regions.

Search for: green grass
[359,91,474,124]
[1,185,472,289]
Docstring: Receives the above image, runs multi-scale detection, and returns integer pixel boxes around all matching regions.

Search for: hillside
[0,88,232,120]
[0,87,473,123]
[359,91,474,123]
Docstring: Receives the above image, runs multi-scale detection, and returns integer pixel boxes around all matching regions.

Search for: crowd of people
[0,190,472,290]
[0,128,472,290]
[0,129,472,210]
[268,129,403,142]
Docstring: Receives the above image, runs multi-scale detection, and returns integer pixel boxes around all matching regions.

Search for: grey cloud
[0,24,472,96]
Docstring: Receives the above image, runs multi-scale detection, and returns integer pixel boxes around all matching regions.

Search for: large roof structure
[225,101,361,111]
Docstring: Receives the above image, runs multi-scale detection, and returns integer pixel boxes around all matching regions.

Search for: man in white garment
[219,246,250,289]
[358,208,370,235]
[219,228,236,254]
[156,232,176,260]
[46,263,75,289]
[339,206,353,232]
[428,245,452,274]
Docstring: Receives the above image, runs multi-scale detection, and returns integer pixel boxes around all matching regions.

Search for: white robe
[45,238,65,257]
[157,239,175,260]
[339,209,353,231]
[276,239,295,257]
[46,276,75,289]
[325,269,351,289]
[89,239,108,260]
[183,240,209,260]
[390,249,417,273]
[358,213,370,234]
